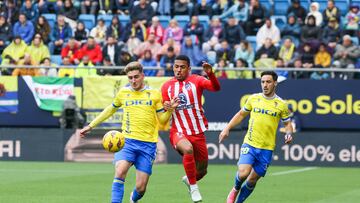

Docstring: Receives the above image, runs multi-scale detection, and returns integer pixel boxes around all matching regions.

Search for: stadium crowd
[0,0,359,79]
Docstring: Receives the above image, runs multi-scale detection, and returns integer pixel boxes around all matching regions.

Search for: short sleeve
[155,90,164,112]
[242,96,253,112]
[112,90,122,108]
[281,103,291,122]
[161,82,170,102]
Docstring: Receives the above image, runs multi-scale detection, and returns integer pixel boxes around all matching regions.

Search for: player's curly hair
[124,61,144,74]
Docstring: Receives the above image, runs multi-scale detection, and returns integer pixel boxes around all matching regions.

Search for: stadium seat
[299,0,310,11]
[79,14,96,30]
[334,0,349,16]
[97,14,113,27]
[174,15,190,28]
[198,15,210,30]
[42,14,56,29]
[259,0,273,14]
[51,55,62,65]
[158,15,171,28]
[351,37,359,45]
[118,15,130,27]
[273,0,290,16]
[271,15,287,30]
[246,36,258,50]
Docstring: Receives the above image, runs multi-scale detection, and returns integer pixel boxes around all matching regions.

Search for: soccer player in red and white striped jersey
[161,55,220,202]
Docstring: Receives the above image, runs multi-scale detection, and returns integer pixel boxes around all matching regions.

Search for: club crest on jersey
[146,92,151,98]
[185,83,192,90]
[253,107,277,117]
[274,101,278,107]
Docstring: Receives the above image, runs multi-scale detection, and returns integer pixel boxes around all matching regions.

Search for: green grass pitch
[0,162,359,203]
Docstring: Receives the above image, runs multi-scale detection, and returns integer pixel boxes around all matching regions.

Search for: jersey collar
[129,84,148,92]
[261,93,277,100]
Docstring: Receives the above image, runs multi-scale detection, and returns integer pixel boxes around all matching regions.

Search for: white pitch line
[270,167,318,176]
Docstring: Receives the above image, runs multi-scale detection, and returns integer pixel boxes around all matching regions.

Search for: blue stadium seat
[97,15,113,27]
[274,0,290,16]
[158,15,171,28]
[51,55,62,65]
[271,15,287,30]
[79,14,96,30]
[198,15,210,30]
[118,15,130,27]
[174,15,190,28]
[42,14,56,29]
[259,0,273,14]
[351,37,359,45]
[335,0,349,16]
[300,0,310,11]
[246,36,257,50]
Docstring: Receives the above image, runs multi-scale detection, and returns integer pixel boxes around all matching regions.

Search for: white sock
[190,184,198,191]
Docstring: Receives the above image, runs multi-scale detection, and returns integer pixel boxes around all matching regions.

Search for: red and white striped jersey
[161,73,220,136]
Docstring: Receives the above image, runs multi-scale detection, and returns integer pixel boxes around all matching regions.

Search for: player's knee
[135,184,147,194]
[238,168,251,180]
[181,145,193,154]
[115,167,127,179]
[246,177,258,186]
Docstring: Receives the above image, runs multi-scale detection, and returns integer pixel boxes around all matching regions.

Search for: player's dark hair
[261,71,278,81]
[124,61,143,74]
[175,55,190,66]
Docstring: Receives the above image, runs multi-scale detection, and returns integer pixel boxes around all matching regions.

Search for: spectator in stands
[106,15,124,42]
[300,15,321,47]
[184,15,205,46]
[315,43,331,68]
[275,58,289,80]
[5,0,20,25]
[256,18,280,47]
[115,0,130,15]
[75,36,103,65]
[59,0,78,30]
[97,56,120,76]
[12,53,40,76]
[193,0,213,17]
[140,49,158,76]
[160,38,181,56]
[118,49,134,73]
[163,19,183,45]
[203,17,222,44]
[90,19,107,45]
[300,43,315,70]
[229,58,253,79]
[159,46,176,76]
[1,36,27,65]
[158,0,171,15]
[245,0,268,35]
[74,21,89,44]
[278,38,295,66]
[102,36,121,66]
[20,0,39,24]
[13,13,34,44]
[219,0,248,26]
[40,57,58,77]
[214,58,228,78]
[202,36,220,64]
[36,0,49,14]
[0,14,12,54]
[146,16,164,44]
[25,33,50,64]
[221,16,246,48]
[81,0,98,15]
[61,37,81,64]
[75,55,97,77]
[343,5,360,36]
[173,0,193,16]
[123,19,147,43]
[35,16,51,44]
[306,2,323,27]
[216,40,234,64]
[286,0,307,24]
[180,36,205,68]
[281,14,301,42]
[49,15,73,54]
[310,70,330,80]
[255,38,277,61]
[58,56,75,77]
[133,33,161,60]
[333,35,360,80]
[291,58,308,79]
[322,0,341,25]
[322,17,342,50]
[130,0,154,26]
[235,40,254,66]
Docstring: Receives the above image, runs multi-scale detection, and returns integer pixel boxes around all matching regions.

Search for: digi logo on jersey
[125,100,153,106]
[176,93,194,110]
[253,108,278,117]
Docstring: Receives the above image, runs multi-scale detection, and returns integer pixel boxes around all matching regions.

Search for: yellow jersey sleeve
[112,89,123,108]
[154,90,164,113]
[242,95,254,112]
[281,103,291,122]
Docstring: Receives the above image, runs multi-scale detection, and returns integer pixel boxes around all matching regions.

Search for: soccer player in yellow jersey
[79,62,179,203]
[219,71,294,203]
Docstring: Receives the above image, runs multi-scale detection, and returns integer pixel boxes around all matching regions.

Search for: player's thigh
[174,136,194,155]
[134,141,157,175]
[252,148,273,177]
[114,160,133,179]
[135,170,151,192]
[114,138,137,164]
[237,144,257,178]
[187,133,208,162]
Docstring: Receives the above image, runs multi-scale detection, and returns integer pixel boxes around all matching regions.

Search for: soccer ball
[102,130,125,153]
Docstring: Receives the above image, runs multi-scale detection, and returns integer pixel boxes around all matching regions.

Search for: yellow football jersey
[112,86,164,143]
[242,93,290,150]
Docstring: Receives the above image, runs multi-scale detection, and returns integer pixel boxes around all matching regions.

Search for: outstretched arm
[219,109,249,143]
[79,104,119,137]
[200,62,221,92]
